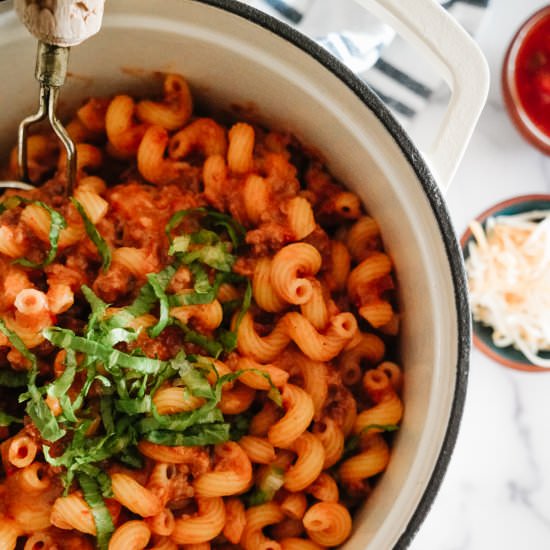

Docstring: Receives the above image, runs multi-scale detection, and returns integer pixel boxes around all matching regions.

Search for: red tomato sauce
[515,13,550,136]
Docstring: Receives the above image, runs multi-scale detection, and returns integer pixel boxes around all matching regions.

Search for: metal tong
[2,0,105,195]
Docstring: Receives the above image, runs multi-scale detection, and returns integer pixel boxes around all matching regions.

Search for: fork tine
[47,87,77,195]
[17,85,48,183]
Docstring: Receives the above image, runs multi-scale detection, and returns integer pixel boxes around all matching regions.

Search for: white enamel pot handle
[353,0,490,192]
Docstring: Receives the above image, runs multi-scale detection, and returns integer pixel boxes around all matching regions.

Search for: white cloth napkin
[244,0,490,125]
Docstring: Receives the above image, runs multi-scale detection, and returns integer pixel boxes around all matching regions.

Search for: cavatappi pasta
[0,73,403,549]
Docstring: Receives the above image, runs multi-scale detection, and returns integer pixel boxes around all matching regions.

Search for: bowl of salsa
[502,5,550,154]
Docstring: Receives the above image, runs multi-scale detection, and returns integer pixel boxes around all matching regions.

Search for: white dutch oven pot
[0,1,488,548]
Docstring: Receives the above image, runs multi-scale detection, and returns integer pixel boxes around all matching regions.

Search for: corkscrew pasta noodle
[108,520,151,550]
[0,73,403,549]
[171,498,226,545]
[306,472,340,503]
[149,536,178,550]
[136,74,193,131]
[303,502,352,547]
[223,497,247,545]
[50,493,97,535]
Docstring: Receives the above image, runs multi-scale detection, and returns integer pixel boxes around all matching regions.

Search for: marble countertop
[408,1,550,548]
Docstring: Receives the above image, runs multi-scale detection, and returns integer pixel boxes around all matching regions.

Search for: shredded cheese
[465,210,550,367]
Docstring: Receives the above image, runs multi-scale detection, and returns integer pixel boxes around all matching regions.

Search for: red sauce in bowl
[503,6,550,153]
[515,13,550,136]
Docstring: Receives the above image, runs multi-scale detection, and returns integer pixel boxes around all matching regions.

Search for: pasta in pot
[0,73,403,549]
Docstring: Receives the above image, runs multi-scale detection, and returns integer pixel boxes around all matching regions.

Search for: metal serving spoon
[1,0,106,195]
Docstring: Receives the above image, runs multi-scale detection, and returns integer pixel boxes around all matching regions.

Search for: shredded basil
[182,241,235,272]
[40,320,258,477]
[81,285,109,334]
[144,423,230,446]
[143,407,224,432]
[146,272,171,338]
[14,201,66,268]
[0,411,22,427]
[46,349,78,422]
[164,207,253,355]
[44,417,138,490]
[229,412,253,441]
[78,465,113,498]
[124,265,177,319]
[77,473,115,550]
[342,423,400,458]
[166,207,245,254]
[182,326,224,358]
[118,447,144,469]
[115,395,152,415]
[219,279,252,352]
[189,263,214,296]
[169,271,236,307]
[246,465,285,506]
[362,423,399,434]
[203,210,246,249]
[0,318,37,371]
[267,385,283,408]
[0,369,28,387]
[165,208,196,243]
[100,396,115,433]
[0,319,65,441]
[0,195,26,214]
[247,489,270,507]
[44,327,166,375]
[173,353,213,398]
[71,198,111,272]
[168,234,191,256]
[26,385,66,442]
